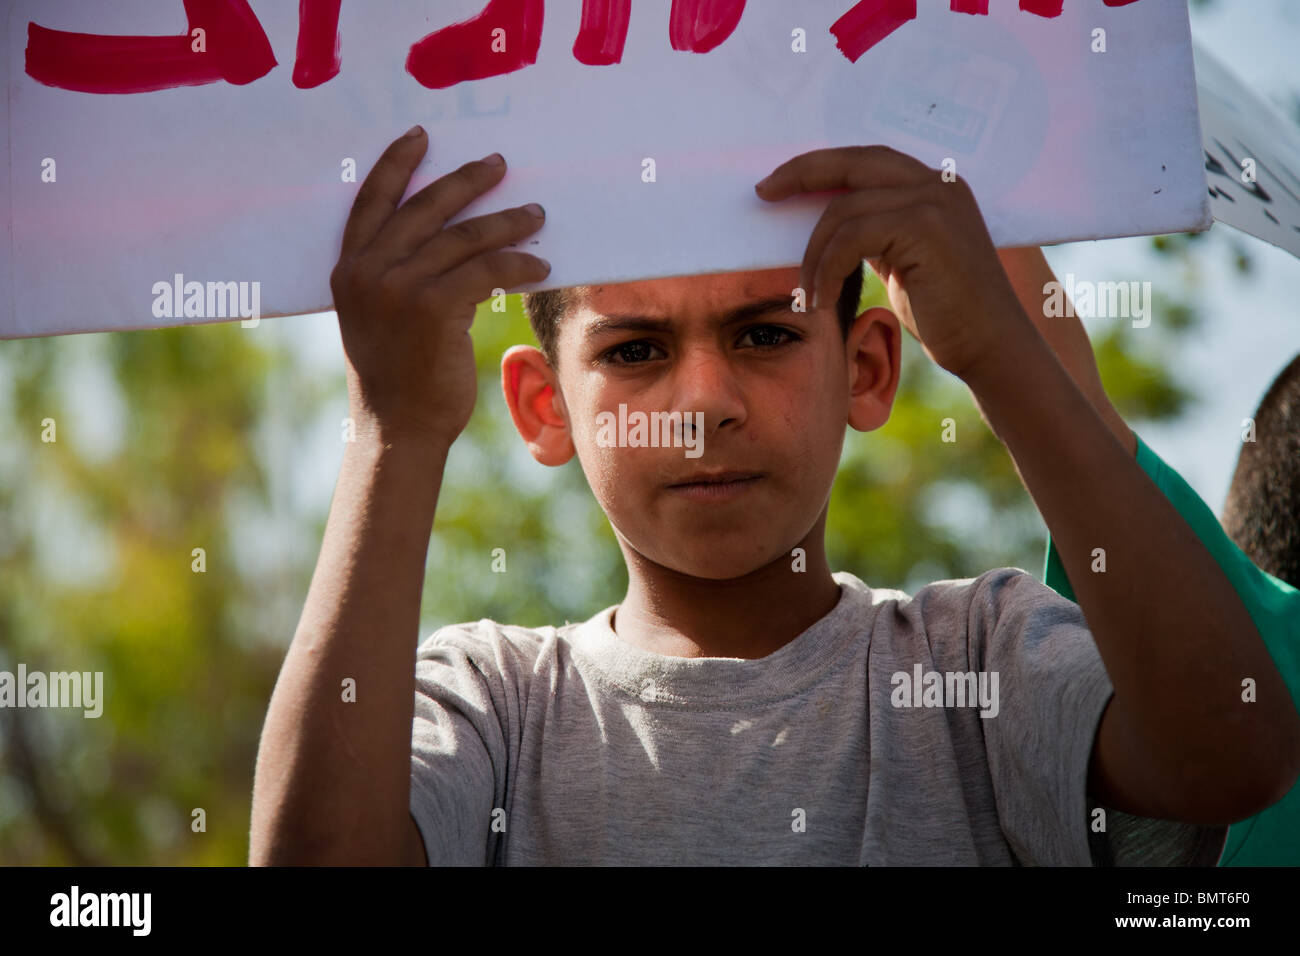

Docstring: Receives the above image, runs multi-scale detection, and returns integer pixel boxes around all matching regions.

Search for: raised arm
[990,246,1300,841]
[990,246,1136,457]
[248,129,551,864]
[957,294,1300,823]
[756,145,1300,824]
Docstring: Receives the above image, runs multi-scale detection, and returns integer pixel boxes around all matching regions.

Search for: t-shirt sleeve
[972,569,1112,864]
[409,626,510,866]
[1041,430,1300,865]
[974,568,1224,866]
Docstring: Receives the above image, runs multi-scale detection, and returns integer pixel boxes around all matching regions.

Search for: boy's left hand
[755,145,1029,382]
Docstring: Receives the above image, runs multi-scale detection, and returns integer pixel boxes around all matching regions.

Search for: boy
[249,128,1300,865]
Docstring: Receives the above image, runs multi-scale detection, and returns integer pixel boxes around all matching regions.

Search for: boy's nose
[671,346,747,436]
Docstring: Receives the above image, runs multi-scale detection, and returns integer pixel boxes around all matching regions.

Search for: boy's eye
[740,325,799,349]
[603,340,664,365]
[599,326,800,365]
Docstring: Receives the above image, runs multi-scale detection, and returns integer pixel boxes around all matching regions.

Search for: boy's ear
[846,306,902,433]
[501,345,575,466]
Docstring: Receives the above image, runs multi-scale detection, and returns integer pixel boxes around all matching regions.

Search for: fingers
[810,206,921,315]
[433,249,553,307]
[369,153,510,263]
[334,132,552,325]
[405,202,547,280]
[756,145,933,201]
[799,184,933,302]
[340,126,429,258]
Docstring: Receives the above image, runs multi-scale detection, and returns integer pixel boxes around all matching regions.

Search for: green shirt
[1042,431,1300,865]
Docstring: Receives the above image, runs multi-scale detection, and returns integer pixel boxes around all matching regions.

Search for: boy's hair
[521,264,866,369]
[1223,352,1300,589]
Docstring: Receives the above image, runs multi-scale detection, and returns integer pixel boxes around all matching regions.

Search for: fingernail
[404,124,424,139]
[482,152,505,166]
[812,289,820,310]
[755,175,773,191]
[524,202,545,218]
[538,257,552,271]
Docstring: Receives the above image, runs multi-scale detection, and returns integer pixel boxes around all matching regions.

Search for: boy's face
[504,267,900,581]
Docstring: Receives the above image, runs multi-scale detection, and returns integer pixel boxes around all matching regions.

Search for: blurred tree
[0,324,315,864]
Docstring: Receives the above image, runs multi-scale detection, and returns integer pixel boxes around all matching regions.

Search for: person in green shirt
[986,247,1300,865]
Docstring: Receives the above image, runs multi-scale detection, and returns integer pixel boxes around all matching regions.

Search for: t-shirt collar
[566,571,877,707]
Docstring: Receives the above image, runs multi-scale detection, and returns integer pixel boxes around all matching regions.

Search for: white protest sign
[1193,42,1300,260]
[0,0,1208,339]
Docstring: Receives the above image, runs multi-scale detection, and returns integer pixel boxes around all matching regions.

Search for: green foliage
[0,327,297,864]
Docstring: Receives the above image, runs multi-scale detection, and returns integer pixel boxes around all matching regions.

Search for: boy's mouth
[666,470,764,501]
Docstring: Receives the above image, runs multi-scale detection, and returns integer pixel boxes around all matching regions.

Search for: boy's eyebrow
[582,295,798,338]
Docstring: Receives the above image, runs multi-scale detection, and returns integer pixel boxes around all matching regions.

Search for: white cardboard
[1193,41,1300,260]
[1,0,1209,338]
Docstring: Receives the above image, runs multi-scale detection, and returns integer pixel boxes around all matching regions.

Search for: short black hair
[1222,352,1300,589]
[521,264,866,369]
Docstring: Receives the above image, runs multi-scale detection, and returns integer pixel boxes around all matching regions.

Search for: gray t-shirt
[409,568,1227,865]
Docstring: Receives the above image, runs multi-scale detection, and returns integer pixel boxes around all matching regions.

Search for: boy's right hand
[330,126,551,450]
